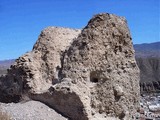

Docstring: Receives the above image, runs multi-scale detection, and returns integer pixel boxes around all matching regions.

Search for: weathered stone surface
[0,13,140,120]
[0,27,80,102]
[57,13,140,119]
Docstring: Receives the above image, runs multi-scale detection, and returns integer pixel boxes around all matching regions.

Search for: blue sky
[0,0,159,60]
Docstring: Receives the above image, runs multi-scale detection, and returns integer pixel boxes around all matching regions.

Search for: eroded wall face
[62,13,140,119]
[0,13,140,120]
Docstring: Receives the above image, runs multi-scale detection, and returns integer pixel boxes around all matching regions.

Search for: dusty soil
[0,100,68,120]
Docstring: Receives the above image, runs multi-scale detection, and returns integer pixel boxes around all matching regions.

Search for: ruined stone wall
[0,27,80,99]
[60,13,140,119]
[0,13,140,120]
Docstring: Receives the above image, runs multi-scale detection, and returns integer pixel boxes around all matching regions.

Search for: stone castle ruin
[0,13,140,120]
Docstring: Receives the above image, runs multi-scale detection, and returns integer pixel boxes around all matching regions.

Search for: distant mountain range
[0,59,15,76]
[0,59,15,68]
[134,42,160,58]
[0,42,160,92]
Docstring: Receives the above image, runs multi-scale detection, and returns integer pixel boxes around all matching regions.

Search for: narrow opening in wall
[90,71,99,83]
[91,77,98,83]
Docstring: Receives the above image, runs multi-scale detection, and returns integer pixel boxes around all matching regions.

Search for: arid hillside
[134,42,160,92]
[134,42,160,58]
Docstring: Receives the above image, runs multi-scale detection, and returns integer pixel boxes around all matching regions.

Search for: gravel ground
[0,100,68,120]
